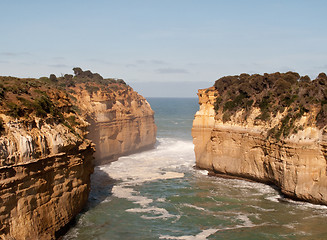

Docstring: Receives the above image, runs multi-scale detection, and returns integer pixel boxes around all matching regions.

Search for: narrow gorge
[192,72,327,205]
[0,69,156,240]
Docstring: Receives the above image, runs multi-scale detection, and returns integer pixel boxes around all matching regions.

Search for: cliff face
[192,73,327,205]
[0,70,157,239]
[0,118,94,240]
[73,86,156,165]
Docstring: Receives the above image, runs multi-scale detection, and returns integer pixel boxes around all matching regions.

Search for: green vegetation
[7,102,25,118]
[213,71,327,140]
[0,68,129,137]
[85,85,100,95]
[0,118,5,135]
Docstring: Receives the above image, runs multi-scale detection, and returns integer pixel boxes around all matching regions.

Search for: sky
[1,0,327,97]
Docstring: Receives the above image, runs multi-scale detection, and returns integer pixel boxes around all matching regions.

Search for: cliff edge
[0,69,156,239]
[192,72,327,205]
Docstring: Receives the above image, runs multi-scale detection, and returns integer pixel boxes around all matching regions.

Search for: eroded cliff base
[0,68,157,240]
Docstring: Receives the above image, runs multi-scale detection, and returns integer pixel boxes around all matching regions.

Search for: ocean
[64,98,327,240]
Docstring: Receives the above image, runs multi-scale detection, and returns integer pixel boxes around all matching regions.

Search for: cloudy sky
[1,0,326,97]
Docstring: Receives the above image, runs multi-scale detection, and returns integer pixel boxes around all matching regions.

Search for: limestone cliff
[0,113,94,240]
[0,69,156,239]
[71,85,156,165]
[192,72,327,205]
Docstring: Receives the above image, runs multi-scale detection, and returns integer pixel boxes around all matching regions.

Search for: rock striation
[0,69,156,239]
[0,117,94,240]
[192,72,327,205]
[73,86,157,165]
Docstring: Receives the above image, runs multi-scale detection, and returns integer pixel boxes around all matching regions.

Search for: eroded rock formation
[73,86,157,165]
[0,69,157,239]
[192,72,327,205]
[0,118,94,240]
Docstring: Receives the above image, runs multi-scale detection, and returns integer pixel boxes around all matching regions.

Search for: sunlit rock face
[73,87,157,165]
[192,87,327,205]
[0,72,157,239]
[0,118,94,240]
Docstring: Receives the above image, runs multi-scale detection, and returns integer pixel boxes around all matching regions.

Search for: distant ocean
[64,98,327,240]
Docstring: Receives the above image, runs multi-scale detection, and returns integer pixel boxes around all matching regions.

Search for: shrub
[283,71,300,84]
[106,78,117,83]
[73,67,83,76]
[7,102,25,118]
[212,71,327,139]
[245,99,254,109]
[0,86,5,98]
[318,72,327,80]
[258,96,270,112]
[222,112,232,123]
[64,74,73,80]
[223,100,236,112]
[300,75,311,83]
[0,118,4,134]
[117,79,126,85]
[66,115,78,127]
[256,111,270,121]
[214,97,223,111]
[50,74,57,82]
[274,79,291,95]
[85,85,99,95]
[93,73,103,81]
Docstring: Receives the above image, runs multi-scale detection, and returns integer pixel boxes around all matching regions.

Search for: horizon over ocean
[64,98,327,240]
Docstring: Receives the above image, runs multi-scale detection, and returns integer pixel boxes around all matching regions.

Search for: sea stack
[0,69,157,239]
[192,72,327,205]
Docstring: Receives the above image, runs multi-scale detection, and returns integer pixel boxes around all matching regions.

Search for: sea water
[64,98,327,240]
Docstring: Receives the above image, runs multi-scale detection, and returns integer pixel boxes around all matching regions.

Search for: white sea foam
[182,203,209,213]
[196,170,209,176]
[157,197,166,202]
[159,228,218,240]
[265,194,281,203]
[159,210,268,240]
[126,207,175,219]
[284,198,327,212]
[235,214,255,228]
[100,138,195,219]
[227,178,277,195]
[250,205,275,212]
[111,185,153,206]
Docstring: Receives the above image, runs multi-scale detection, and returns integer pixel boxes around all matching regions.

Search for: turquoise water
[64,98,327,240]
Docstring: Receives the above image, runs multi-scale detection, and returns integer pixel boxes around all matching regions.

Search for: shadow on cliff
[57,167,116,239]
[85,167,116,210]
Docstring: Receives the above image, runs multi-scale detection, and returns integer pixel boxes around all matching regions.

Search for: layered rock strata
[0,118,94,240]
[192,78,327,205]
[73,87,157,165]
[0,70,157,239]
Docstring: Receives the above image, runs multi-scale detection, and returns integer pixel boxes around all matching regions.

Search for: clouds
[0,1,327,97]
[134,59,168,65]
[155,68,189,74]
[48,64,71,68]
[123,59,189,74]
[0,52,31,57]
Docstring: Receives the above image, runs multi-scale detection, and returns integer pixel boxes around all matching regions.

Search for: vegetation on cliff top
[212,72,327,140]
[0,68,128,134]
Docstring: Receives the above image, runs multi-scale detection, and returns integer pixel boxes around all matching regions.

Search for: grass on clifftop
[0,68,128,135]
[213,72,327,140]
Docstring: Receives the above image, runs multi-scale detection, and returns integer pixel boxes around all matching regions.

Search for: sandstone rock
[192,88,327,205]
[72,86,157,165]
[0,121,94,239]
[0,76,157,239]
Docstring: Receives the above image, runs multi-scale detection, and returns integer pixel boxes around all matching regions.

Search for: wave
[95,137,195,220]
